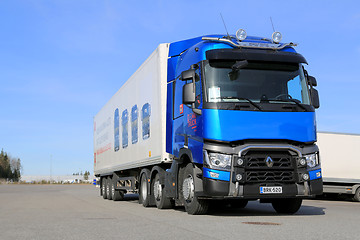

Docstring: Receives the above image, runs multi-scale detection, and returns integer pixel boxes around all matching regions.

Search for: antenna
[220,13,231,39]
[270,17,276,32]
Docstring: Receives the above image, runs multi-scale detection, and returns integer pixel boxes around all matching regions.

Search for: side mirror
[183,83,195,104]
[308,76,317,87]
[310,88,320,109]
[181,69,195,81]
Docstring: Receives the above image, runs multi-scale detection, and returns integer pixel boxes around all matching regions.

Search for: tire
[353,187,360,202]
[102,178,107,199]
[180,163,209,215]
[106,177,112,200]
[111,178,124,201]
[139,172,151,207]
[272,198,302,214]
[153,173,172,209]
[228,199,248,209]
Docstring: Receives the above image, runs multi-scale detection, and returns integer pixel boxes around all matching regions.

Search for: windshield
[204,61,310,105]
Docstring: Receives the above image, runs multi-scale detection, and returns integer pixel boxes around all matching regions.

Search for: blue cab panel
[203,167,230,181]
[309,169,322,181]
[203,109,316,143]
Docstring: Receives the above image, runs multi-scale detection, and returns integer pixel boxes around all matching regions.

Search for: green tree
[84,171,89,180]
[0,149,22,181]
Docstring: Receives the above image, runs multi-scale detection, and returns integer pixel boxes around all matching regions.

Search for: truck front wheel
[272,198,302,214]
[180,163,209,215]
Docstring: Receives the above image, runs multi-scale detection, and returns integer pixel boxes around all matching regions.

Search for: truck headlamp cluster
[205,151,232,170]
[236,29,247,41]
[304,153,319,168]
[272,31,282,43]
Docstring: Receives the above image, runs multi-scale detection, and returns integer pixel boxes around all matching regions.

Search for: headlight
[205,152,232,170]
[304,153,319,168]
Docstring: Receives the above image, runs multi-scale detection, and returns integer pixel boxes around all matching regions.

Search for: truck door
[172,79,186,157]
[183,68,203,164]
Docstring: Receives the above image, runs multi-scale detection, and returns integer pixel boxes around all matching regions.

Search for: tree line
[0,149,22,181]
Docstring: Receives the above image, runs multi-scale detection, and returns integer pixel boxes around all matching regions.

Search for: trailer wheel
[153,173,172,209]
[180,163,209,215]
[272,198,302,214]
[353,187,360,202]
[139,173,151,207]
[102,178,107,199]
[106,177,112,200]
[111,179,124,201]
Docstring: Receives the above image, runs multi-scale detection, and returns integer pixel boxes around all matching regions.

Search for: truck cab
[165,29,322,214]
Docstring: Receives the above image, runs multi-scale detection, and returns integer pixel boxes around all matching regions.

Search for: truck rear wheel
[102,178,107,199]
[272,198,302,214]
[139,172,151,207]
[153,173,172,209]
[106,177,112,200]
[353,187,360,202]
[180,163,209,215]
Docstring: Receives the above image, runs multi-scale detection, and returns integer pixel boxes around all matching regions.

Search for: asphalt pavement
[0,184,359,240]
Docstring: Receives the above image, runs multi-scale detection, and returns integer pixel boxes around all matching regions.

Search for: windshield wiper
[265,99,307,112]
[217,97,262,111]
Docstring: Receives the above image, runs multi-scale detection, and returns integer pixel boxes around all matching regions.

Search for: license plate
[260,186,283,194]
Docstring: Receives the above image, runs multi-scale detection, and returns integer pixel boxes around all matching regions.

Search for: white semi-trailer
[317,132,360,201]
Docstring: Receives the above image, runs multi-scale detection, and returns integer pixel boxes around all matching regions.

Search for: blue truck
[94,29,322,215]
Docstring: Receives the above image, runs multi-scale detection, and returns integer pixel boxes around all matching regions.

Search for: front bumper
[203,176,323,198]
[201,143,323,199]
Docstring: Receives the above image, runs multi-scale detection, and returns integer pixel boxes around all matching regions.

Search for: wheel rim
[154,179,162,201]
[182,174,194,202]
[102,181,106,194]
[141,176,147,201]
[111,183,115,197]
[106,180,110,196]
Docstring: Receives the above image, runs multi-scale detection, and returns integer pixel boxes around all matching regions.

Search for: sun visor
[206,49,307,64]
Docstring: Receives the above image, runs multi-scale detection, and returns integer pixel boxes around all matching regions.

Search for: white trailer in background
[317,132,360,201]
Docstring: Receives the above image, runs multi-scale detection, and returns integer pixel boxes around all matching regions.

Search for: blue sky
[0,1,359,176]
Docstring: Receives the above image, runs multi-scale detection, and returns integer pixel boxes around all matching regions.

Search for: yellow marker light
[172,183,175,186]
[149,151,151,157]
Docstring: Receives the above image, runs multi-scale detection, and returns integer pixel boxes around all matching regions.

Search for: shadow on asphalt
[122,193,325,217]
[203,201,325,217]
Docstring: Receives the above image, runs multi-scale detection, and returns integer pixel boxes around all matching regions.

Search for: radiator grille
[242,150,295,183]
[246,171,294,183]
[245,151,293,169]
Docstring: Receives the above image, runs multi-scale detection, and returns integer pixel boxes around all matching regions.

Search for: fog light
[299,158,306,166]
[237,158,244,166]
[236,174,243,181]
[302,173,309,181]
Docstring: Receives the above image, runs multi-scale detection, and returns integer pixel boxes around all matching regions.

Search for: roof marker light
[272,31,282,43]
[236,29,247,41]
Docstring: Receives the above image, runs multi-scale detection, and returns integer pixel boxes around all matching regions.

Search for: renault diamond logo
[265,156,274,168]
